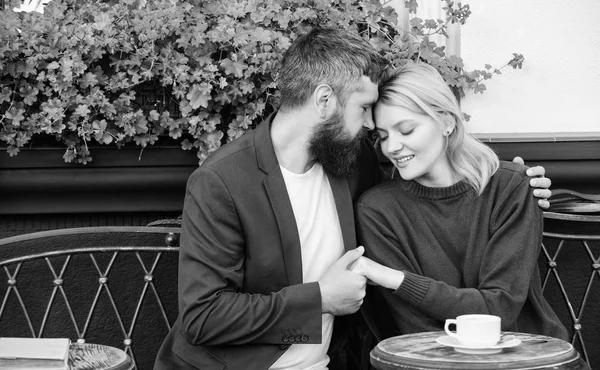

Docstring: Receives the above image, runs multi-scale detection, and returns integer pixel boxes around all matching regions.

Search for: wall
[459,0,600,135]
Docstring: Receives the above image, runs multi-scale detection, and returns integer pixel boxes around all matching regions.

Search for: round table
[69,343,134,370]
[371,331,589,370]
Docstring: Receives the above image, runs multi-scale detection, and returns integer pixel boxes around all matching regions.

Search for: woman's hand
[349,252,405,290]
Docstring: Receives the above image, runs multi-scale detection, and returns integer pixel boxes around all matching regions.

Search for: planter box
[0,146,199,215]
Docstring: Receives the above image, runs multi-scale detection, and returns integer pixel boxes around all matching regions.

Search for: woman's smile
[393,155,414,166]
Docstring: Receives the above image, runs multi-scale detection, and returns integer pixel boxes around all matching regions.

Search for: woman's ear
[314,84,335,119]
[441,113,457,136]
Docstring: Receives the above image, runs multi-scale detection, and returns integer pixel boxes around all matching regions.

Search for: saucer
[436,335,521,354]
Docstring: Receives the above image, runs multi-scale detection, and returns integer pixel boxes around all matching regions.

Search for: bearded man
[154,28,551,370]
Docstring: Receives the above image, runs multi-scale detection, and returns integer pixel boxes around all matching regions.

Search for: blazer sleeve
[178,167,322,346]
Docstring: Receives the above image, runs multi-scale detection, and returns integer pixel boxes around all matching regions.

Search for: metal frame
[0,226,180,369]
[541,190,600,368]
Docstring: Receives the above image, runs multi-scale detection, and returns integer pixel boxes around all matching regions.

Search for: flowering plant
[0,0,523,164]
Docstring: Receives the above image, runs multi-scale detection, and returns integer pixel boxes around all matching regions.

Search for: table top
[69,343,134,370]
[371,331,589,370]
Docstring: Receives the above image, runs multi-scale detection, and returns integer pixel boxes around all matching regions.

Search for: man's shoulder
[202,130,257,170]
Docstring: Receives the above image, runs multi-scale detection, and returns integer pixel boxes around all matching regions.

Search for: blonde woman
[352,62,568,341]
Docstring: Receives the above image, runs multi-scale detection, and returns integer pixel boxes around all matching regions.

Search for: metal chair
[0,226,180,370]
[541,189,600,368]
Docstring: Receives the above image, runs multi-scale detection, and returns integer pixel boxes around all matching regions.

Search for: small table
[69,343,134,370]
[371,331,590,370]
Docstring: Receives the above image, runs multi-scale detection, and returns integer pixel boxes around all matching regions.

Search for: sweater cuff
[394,271,429,308]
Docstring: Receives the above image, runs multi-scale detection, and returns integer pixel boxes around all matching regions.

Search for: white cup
[444,314,501,348]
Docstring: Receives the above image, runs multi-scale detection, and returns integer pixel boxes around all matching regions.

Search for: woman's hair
[278,28,388,109]
[377,62,499,195]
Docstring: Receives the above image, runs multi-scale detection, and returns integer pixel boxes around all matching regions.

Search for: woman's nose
[383,139,404,155]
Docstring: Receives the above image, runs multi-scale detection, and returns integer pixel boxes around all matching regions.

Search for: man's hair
[278,28,388,109]
[378,62,499,194]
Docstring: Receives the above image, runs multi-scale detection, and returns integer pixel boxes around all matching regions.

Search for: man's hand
[318,247,367,316]
[513,156,552,209]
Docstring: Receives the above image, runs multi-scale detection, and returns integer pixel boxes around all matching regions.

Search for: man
[154,28,551,370]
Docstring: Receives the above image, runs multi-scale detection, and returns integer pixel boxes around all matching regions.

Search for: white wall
[459,0,600,135]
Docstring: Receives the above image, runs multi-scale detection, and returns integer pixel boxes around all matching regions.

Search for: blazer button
[295,335,302,342]
[279,344,290,350]
[301,335,309,342]
[282,336,289,343]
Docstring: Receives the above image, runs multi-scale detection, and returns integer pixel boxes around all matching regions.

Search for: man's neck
[271,110,317,174]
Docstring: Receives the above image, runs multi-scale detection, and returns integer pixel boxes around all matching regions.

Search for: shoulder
[356,178,406,209]
[202,130,256,170]
[489,161,530,191]
[187,130,259,188]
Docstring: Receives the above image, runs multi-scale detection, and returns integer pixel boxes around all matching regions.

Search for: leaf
[181,139,193,150]
[5,107,25,125]
[220,58,248,78]
[92,119,113,144]
[149,110,160,121]
[80,72,99,89]
[19,86,39,105]
[187,83,212,109]
[7,146,20,157]
[75,104,91,117]
[250,27,272,44]
[0,87,12,104]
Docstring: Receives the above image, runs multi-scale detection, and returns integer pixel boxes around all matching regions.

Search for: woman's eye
[400,129,414,135]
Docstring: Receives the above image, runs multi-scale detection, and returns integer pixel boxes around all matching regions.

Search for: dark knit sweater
[356,161,568,340]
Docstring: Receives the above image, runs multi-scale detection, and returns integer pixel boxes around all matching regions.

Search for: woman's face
[374,103,455,187]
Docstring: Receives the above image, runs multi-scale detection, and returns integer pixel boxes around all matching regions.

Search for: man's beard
[308,111,365,177]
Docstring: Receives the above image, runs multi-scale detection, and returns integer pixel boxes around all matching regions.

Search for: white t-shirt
[269,163,345,370]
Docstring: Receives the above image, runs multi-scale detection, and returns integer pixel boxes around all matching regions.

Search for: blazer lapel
[263,174,303,286]
[255,118,303,286]
[326,171,357,252]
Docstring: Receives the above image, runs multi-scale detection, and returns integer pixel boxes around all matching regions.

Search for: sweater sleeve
[356,200,443,333]
[357,176,543,331]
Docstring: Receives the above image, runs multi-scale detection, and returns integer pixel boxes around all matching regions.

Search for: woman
[352,62,568,340]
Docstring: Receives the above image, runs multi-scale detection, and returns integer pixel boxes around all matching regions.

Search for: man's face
[340,76,379,136]
[308,108,365,177]
[307,76,379,177]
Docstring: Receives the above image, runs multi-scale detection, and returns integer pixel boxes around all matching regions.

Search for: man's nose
[363,111,375,130]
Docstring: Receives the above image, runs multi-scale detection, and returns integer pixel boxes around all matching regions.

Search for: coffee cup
[444,314,501,348]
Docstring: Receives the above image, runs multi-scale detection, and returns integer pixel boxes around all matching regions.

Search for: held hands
[512,157,552,209]
[349,252,405,290]
[318,247,367,316]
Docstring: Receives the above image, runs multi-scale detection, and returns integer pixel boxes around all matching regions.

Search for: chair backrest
[540,189,600,368]
[0,226,181,370]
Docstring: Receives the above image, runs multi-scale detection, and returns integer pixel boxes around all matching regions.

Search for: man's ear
[314,84,336,119]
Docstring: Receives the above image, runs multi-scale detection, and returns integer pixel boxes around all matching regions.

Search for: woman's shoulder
[491,161,530,187]
[486,161,533,204]
[357,177,408,207]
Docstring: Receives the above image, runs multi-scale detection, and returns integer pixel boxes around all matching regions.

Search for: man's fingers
[512,156,524,165]
[530,177,551,189]
[526,165,546,177]
[339,246,364,267]
[533,189,552,199]
[538,199,550,210]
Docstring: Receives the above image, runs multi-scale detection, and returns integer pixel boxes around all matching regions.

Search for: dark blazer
[154,115,383,370]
